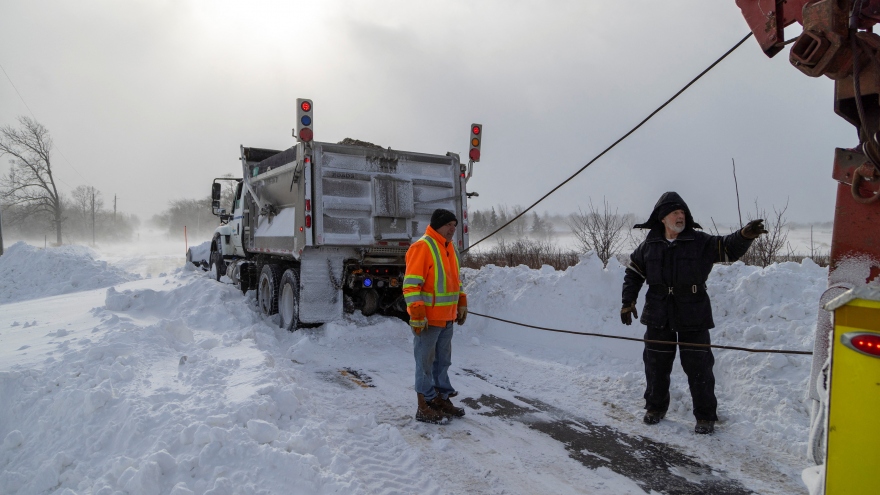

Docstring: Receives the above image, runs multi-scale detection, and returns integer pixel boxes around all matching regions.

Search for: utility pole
[0,206,5,256]
[91,190,96,246]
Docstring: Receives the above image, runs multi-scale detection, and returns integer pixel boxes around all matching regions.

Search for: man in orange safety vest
[403,208,468,424]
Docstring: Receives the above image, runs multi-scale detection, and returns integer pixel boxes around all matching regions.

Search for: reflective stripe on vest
[412,235,460,308]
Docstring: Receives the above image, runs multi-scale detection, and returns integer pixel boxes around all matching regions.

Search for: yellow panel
[846,298,880,309]
[835,305,880,331]
[825,318,880,494]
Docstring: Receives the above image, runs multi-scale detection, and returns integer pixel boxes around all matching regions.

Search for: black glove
[741,219,768,239]
[620,302,638,325]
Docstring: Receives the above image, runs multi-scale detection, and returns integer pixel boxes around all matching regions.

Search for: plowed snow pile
[0,242,138,304]
[0,243,828,495]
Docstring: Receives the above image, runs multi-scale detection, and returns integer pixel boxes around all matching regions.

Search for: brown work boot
[430,395,465,417]
[416,394,448,424]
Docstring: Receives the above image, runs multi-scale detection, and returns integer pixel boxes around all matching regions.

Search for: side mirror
[212,183,221,201]
[212,200,220,210]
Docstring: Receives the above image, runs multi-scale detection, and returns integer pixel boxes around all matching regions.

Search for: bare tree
[0,117,65,245]
[70,185,104,245]
[568,197,629,266]
[741,200,790,267]
[623,220,646,252]
[151,197,214,238]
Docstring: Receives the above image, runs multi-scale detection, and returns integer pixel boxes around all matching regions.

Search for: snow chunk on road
[0,242,137,304]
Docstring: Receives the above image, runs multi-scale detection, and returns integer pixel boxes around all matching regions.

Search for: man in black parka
[620,192,767,434]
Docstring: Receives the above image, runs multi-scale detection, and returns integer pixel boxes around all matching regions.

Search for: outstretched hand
[741,219,768,239]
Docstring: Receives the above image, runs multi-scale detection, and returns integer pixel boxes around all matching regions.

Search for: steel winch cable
[470,311,813,356]
[463,32,755,253]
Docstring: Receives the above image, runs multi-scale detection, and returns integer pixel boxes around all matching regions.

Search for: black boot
[643,410,665,425]
[694,420,715,434]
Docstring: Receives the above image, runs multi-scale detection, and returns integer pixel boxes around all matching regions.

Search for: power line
[0,62,38,119]
[0,60,91,187]
[464,32,755,253]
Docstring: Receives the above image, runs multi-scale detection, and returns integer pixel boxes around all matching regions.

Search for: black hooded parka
[622,192,753,331]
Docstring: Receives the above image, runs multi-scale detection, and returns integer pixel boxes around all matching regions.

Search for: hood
[633,191,702,231]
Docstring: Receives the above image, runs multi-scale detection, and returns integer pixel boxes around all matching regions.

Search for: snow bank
[0,242,828,494]
[0,275,360,494]
[0,242,138,304]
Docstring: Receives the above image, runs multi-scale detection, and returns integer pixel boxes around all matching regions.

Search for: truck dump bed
[312,142,463,247]
[243,141,466,255]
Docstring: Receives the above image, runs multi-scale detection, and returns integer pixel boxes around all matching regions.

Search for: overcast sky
[1,0,854,230]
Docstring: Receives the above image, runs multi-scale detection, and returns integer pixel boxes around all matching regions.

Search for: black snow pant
[643,324,718,421]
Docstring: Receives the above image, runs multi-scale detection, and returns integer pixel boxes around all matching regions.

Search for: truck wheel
[210,251,223,282]
[239,263,254,294]
[361,289,379,316]
[279,268,300,331]
[258,264,282,315]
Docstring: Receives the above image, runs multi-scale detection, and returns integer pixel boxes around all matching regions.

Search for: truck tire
[210,251,223,282]
[258,264,283,316]
[239,263,256,295]
[361,288,379,316]
[279,268,301,331]
[210,237,224,281]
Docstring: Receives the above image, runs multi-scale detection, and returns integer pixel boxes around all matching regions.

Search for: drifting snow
[0,242,825,494]
[0,242,138,304]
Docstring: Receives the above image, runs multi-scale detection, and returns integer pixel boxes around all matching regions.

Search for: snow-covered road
[0,240,823,494]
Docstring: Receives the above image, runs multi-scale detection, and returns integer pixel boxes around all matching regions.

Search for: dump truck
[193,99,482,330]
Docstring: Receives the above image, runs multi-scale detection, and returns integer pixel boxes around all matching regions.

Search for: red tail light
[305,199,311,211]
[843,332,880,357]
[305,215,312,228]
[300,128,313,142]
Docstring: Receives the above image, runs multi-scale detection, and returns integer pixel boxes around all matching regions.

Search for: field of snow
[0,237,826,494]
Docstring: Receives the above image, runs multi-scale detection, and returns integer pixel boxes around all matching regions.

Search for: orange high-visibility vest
[403,226,466,326]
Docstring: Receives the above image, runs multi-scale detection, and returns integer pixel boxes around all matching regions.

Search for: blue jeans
[413,321,455,401]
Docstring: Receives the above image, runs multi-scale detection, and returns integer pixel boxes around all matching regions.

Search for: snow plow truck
[189,99,481,330]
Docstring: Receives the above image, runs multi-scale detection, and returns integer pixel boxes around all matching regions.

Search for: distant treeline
[1,188,140,245]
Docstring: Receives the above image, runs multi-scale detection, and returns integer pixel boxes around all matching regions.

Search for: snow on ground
[0,242,139,305]
[0,238,825,494]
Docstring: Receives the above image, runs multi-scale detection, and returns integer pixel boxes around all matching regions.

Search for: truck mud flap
[299,248,355,323]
